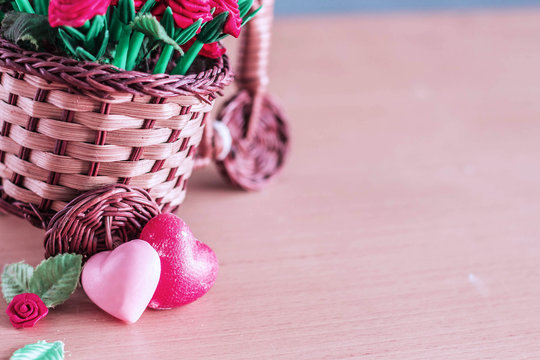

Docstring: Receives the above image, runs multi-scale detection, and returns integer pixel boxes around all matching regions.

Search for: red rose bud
[49,0,113,27]
[6,293,49,329]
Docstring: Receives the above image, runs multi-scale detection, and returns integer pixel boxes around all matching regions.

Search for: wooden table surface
[3,9,540,359]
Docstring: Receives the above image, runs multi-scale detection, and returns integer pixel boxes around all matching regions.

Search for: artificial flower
[6,293,49,329]
[153,0,213,29]
[111,0,147,10]
[49,0,112,27]
[208,0,241,37]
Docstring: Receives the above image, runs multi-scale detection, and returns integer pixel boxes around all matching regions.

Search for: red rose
[6,293,49,329]
[49,0,113,27]
[208,0,241,37]
[199,42,226,58]
[111,0,146,10]
[153,0,213,29]
[134,0,146,9]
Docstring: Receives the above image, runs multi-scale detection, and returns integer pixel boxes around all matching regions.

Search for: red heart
[140,214,218,309]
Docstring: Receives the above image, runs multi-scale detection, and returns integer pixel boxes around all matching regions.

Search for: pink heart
[139,213,219,309]
[81,240,161,323]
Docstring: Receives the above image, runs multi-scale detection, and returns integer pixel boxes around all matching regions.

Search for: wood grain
[3,9,540,359]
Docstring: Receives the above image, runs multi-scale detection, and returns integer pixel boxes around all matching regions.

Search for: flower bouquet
[1,0,259,72]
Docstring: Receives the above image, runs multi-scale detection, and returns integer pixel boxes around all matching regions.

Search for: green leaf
[75,46,96,61]
[29,253,82,308]
[139,0,156,14]
[198,11,228,44]
[62,26,85,43]
[86,15,105,43]
[19,33,39,48]
[84,16,108,53]
[131,14,180,51]
[58,28,77,57]
[59,17,109,62]
[2,12,57,51]
[10,341,64,360]
[241,5,262,27]
[160,6,174,36]
[33,0,49,15]
[1,262,33,303]
[14,0,34,14]
[95,29,110,60]
[238,0,254,18]
[216,5,260,42]
[175,18,202,45]
[10,1,21,12]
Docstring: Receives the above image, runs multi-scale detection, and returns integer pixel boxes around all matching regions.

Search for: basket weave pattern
[0,39,231,228]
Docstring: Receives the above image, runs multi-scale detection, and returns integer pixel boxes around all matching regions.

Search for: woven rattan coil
[0,37,232,228]
[0,39,231,99]
[44,184,160,258]
[216,90,289,190]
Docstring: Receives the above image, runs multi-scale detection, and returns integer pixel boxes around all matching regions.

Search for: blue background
[276,0,540,15]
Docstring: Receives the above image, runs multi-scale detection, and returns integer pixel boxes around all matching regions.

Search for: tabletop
[3,9,540,359]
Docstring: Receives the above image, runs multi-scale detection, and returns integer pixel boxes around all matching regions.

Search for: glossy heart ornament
[139,213,219,309]
[81,240,161,323]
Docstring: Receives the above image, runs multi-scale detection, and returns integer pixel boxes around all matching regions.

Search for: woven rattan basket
[0,38,231,228]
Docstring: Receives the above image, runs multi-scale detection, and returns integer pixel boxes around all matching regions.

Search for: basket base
[0,188,52,228]
[43,185,161,259]
[0,186,180,230]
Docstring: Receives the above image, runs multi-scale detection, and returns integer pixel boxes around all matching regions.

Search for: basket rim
[0,37,232,99]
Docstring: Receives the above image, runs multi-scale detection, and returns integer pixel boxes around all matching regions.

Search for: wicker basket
[0,38,231,228]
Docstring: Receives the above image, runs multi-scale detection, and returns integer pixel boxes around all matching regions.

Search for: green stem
[34,0,48,15]
[153,45,174,74]
[112,26,131,69]
[125,31,145,71]
[110,15,122,42]
[15,0,34,13]
[171,40,203,75]
[10,1,21,12]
